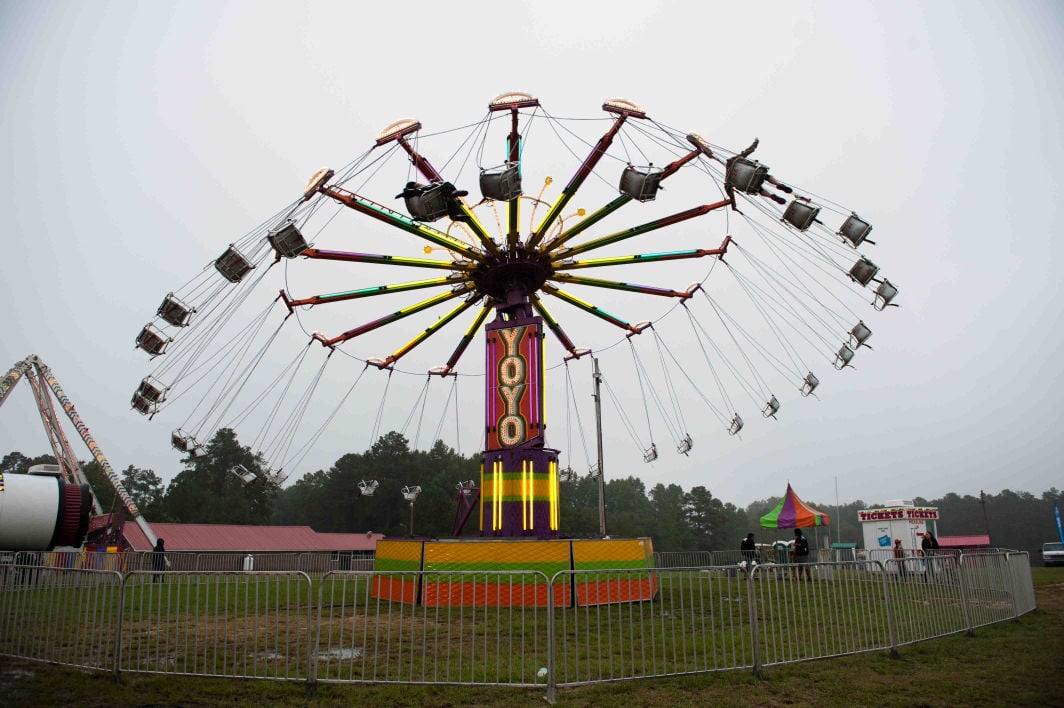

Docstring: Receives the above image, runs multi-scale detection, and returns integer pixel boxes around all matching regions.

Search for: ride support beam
[539,147,700,254]
[34,357,158,546]
[550,273,691,299]
[434,302,493,375]
[541,283,649,334]
[554,235,733,270]
[552,200,731,261]
[527,113,629,250]
[302,248,473,271]
[529,293,581,357]
[319,186,481,260]
[380,298,477,368]
[281,276,461,309]
[314,284,474,347]
[507,108,522,250]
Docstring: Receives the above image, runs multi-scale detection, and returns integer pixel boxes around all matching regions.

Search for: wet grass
[1,568,1060,706]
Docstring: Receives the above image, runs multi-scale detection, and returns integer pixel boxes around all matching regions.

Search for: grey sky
[1,1,1062,515]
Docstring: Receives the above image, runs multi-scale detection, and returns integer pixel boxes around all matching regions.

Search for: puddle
[317,647,363,661]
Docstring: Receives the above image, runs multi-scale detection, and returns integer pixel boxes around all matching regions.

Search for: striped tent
[760,483,830,528]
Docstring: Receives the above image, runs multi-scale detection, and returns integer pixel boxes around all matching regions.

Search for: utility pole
[980,490,992,546]
[593,357,606,537]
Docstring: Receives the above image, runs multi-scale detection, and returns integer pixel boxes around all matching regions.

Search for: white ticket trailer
[858,499,939,563]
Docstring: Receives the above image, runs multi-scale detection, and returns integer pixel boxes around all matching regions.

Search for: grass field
[1,568,1060,706]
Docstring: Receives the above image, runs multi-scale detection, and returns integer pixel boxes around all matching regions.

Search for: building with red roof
[122,522,382,553]
[936,534,991,549]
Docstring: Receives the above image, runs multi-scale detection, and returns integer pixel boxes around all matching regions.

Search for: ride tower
[481,288,558,538]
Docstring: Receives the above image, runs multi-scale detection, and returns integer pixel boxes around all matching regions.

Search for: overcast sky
[1,1,1062,517]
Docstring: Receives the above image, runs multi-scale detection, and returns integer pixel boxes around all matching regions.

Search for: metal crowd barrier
[116,571,314,680]
[0,566,122,670]
[22,550,375,574]
[551,566,752,688]
[0,551,1038,700]
[314,570,551,687]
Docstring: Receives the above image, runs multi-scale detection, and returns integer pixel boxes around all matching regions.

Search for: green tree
[0,451,56,475]
[271,433,481,537]
[603,476,651,538]
[120,465,166,518]
[647,483,692,551]
[0,451,31,475]
[162,429,274,524]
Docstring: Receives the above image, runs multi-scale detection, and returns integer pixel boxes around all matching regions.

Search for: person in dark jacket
[152,538,167,583]
[921,531,940,581]
[741,533,758,563]
[792,528,811,581]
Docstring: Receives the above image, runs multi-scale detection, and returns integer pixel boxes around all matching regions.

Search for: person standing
[741,533,758,564]
[921,531,940,581]
[152,538,167,584]
[792,528,811,581]
[893,539,908,581]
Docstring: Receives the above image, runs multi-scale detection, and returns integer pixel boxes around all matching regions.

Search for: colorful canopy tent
[760,484,831,529]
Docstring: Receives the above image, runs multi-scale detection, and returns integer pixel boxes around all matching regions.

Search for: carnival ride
[131,92,898,544]
[0,355,158,550]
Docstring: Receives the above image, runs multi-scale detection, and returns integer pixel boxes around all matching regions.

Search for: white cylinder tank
[0,472,92,550]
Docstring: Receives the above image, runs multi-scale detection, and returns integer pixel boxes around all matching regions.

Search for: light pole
[592,357,606,537]
[402,485,421,537]
[359,479,379,497]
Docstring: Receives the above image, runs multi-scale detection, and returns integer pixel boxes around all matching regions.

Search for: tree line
[3,431,1061,558]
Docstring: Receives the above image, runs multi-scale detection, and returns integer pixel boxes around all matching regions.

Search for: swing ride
[132,92,897,603]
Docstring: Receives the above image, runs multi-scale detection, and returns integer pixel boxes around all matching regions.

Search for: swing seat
[170,429,197,452]
[264,468,287,486]
[136,324,170,356]
[135,376,167,403]
[848,257,879,286]
[874,279,898,310]
[677,434,693,455]
[642,444,658,463]
[782,200,819,231]
[728,413,744,436]
[619,165,664,202]
[214,245,254,283]
[268,220,309,258]
[480,163,522,201]
[156,292,193,327]
[397,182,451,222]
[849,321,872,348]
[801,372,819,397]
[558,467,576,483]
[359,479,380,496]
[229,464,256,484]
[762,395,780,418]
[725,158,769,194]
[131,393,153,415]
[835,344,855,370]
[839,213,873,247]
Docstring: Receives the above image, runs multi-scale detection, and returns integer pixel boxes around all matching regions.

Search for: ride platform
[371,536,657,607]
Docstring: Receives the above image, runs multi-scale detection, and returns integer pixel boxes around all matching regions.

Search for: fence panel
[0,565,121,671]
[752,561,895,666]
[551,567,751,686]
[881,556,969,645]
[117,571,313,680]
[958,553,1016,629]
[1007,552,1036,616]
[653,551,713,568]
[315,570,551,686]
